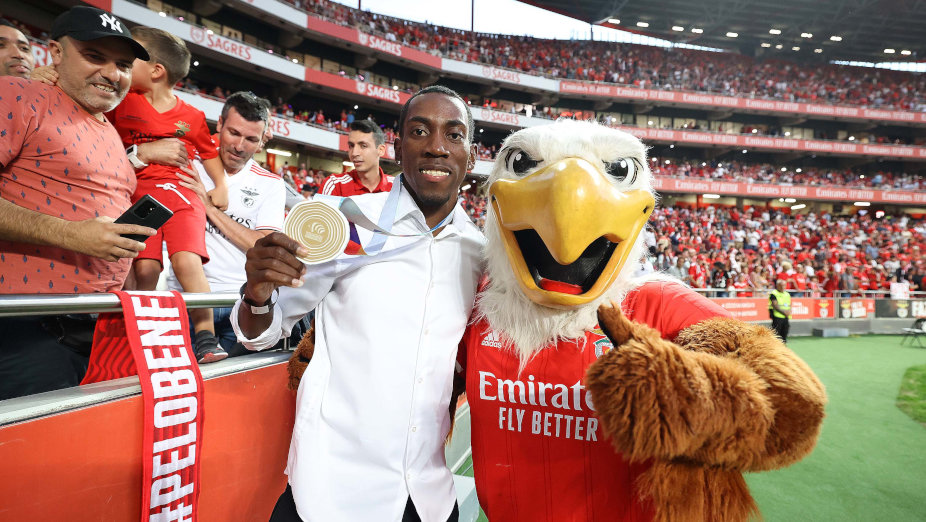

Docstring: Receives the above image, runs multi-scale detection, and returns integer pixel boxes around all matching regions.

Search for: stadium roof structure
[518,0,926,64]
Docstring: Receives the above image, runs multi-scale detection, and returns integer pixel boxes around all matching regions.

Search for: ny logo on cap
[99,13,123,33]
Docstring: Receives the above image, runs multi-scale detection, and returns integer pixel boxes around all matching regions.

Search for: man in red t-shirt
[320,119,394,196]
[0,6,153,399]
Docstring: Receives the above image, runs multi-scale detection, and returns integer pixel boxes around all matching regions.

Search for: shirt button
[417,378,423,384]
[411,426,417,432]
[423,329,430,336]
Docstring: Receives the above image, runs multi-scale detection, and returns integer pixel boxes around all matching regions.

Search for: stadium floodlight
[781,167,787,171]
[267,148,293,157]
[726,32,738,38]
[461,184,471,191]
[769,29,782,35]
[814,48,823,53]
[691,28,704,33]
[752,129,758,133]
[672,26,684,31]
[669,144,675,148]
[193,61,199,67]
[775,44,783,49]
[647,120,654,125]
[158,11,166,17]
[853,202,871,207]
[354,105,359,109]
[664,159,671,164]
[830,36,842,41]
[884,48,895,54]
[792,46,801,51]
[796,168,802,172]
[761,43,772,48]
[637,22,650,28]
[742,149,748,153]
[608,18,620,24]
[785,198,797,203]
[703,194,721,199]
[801,33,813,38]
[901,50,912,55]
[791,204,807,210]
[785,131,791,136]
[848,136,856,141]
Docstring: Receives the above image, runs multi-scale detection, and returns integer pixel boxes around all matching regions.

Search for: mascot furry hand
[458,120,827,522]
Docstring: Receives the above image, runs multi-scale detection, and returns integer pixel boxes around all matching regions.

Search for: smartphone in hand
[114,194,173,242]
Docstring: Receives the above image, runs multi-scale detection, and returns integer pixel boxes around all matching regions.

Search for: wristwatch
[126,144,148,169]
[239,282,277,315]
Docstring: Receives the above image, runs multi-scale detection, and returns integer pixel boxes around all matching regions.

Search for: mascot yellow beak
[490,157,655,309]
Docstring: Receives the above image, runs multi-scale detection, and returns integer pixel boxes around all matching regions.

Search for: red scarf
[83,291,205,522]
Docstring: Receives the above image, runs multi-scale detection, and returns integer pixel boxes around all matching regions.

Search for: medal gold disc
[284,200,350,264]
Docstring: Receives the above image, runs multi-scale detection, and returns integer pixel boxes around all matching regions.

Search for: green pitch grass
[747,335,926,522]
[458,335,926,521]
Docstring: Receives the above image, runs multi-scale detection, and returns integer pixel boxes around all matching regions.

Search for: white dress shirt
[232,182,484,521]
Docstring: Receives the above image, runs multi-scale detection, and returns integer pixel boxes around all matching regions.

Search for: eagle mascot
[289,120,827,522]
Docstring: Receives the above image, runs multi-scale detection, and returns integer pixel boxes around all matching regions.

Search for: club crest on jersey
[241,187,258,207]
[591,327,614,358]
[174,120,191,137]
[481,330,503,349]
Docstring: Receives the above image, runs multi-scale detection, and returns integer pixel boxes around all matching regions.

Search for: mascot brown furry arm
[587,305,826,521]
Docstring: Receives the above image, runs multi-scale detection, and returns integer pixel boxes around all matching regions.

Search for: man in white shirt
[233,86,482,522]
[168,91,284,357]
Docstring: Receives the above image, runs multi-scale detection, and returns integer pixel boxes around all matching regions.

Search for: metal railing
[0,292,240,317]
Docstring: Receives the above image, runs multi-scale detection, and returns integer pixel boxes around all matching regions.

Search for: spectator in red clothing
[320,119,393,196]
[0,6,154,400]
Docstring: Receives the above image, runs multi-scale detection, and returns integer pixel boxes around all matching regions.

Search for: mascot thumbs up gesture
[459,120,826,522]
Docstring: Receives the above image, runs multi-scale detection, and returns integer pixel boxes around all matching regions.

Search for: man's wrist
[126,144,148,169]
[240,282,277,314]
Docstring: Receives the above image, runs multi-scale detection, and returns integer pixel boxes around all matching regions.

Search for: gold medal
[284,200,350,264]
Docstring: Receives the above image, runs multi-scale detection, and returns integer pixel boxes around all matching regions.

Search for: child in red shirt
[111,27,228,363]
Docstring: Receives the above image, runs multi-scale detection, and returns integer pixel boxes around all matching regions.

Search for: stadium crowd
[651,160,925,191]
[297,0,926,111]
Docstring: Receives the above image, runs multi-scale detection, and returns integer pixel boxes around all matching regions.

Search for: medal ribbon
[314,174,453,257]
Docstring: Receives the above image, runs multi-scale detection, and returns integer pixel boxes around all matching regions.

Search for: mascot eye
[505,149,540,175]
[604,158,639,184]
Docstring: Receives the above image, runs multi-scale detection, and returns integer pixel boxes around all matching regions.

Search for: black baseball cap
[50,6,149,60]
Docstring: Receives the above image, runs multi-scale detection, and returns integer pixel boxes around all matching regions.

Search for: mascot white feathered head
[477,120,656,364]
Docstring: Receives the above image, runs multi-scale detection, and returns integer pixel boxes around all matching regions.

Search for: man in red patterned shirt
[0,6,153,399]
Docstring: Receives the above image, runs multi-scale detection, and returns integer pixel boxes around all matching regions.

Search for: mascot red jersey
[460,120,826,522]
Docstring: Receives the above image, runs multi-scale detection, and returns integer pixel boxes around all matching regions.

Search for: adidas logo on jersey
[482,330,503,348]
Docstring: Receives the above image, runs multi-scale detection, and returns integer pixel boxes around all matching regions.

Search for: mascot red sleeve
[459,120,826,522]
